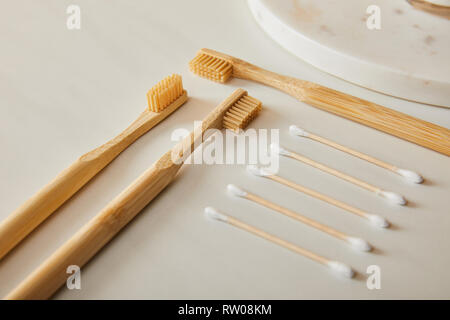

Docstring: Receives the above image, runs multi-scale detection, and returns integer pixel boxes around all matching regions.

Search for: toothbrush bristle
[189,53,233,83]
[147,74,185,112]
[223,94,261,131]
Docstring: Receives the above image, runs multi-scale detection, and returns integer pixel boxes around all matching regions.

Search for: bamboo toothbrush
[5,88,261,300]
[246,165,390,229]
[0,74,188,260]
[227,184,372,252]
[270,143,407,205]
[189,48,450,156]
[204,207,355,278]
[290,125,424,184]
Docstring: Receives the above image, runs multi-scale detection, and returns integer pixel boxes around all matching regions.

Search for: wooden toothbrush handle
[4,89,243,299]
[300,85,450,156]
[0,154,115,261]
[408,0,450,19]
[0,110,168,260]
[232,60,450,155]
[5,151,181,300]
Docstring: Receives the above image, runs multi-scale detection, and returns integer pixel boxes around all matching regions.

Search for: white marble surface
[0,0,449,299]
[249,0,450,107]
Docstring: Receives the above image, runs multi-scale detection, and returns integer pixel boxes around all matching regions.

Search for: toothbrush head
[189,51,233,83]
[223,94,262,131]
[147,74,187,112]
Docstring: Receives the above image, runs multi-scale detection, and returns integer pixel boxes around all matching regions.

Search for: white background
[0,0,449,299]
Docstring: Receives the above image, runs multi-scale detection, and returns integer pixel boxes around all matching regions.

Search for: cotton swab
[246,165,390,229]
[226,184,372,252]
[289,125,424,184]
[270,143,407,206]
[204,207,355,278]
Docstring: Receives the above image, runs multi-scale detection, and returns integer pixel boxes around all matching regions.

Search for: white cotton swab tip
[246,165,273,177]
[270,143,290,156]
[327,261,355,278]
[227,184,248,198]
[204,207,228,222]
[346,237,372,252]
[396,168,424,184]
[289,125,310,137]
[366,214,390,228]
[378,190,407,205]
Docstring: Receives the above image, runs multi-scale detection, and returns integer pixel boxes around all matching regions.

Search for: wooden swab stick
[246,165,390,229]
[270,143,407,205]
[227,184,372,252]
[204,207,355,278]
[290,125,424,184]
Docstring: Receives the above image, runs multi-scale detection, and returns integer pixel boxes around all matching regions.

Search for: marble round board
[248,0,450,107]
